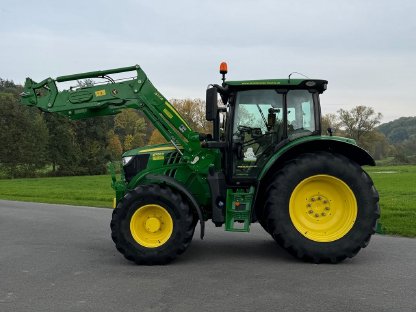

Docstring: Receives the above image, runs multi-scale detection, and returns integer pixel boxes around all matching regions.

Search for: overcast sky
[1,0,415,122]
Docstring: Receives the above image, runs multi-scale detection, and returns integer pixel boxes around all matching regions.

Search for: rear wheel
[111,184,195,265]
[264,152,380,263]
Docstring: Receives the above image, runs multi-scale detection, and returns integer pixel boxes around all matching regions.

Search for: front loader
[20,63,380,264]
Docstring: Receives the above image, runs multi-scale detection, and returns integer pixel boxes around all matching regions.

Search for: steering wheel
[237,125,253,133]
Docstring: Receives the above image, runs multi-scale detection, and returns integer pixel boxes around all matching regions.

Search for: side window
[287,90,315,135]
[302,101,312,129]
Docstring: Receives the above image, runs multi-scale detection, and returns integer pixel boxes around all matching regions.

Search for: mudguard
[259,135,375,181]
[145,174,206,239]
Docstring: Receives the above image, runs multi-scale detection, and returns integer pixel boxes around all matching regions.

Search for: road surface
[0,200,415,312]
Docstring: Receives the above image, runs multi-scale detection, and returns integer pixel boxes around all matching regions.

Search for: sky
[0,0,415,122]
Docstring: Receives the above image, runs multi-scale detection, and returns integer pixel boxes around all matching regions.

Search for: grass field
[364,165,416,237]
[0,166,415,237]
[0,175,113,208]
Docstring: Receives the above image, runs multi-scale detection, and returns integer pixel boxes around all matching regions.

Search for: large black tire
[264,152,380,263]
[111,184,195,265]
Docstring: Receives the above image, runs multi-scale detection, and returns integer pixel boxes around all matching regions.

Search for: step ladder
[225,187,255,232]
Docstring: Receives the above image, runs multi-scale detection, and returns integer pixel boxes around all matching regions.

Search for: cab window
[287,90,315,136]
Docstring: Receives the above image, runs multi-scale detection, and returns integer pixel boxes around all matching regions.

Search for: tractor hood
[122,143,179,157]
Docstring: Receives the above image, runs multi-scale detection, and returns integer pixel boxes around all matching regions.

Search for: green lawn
[0,166,415,237]
[0,175,113,208]
[364,165,416,237]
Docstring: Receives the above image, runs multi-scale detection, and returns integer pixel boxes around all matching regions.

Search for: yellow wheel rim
[130,204,173,248]
[289,175,357,242]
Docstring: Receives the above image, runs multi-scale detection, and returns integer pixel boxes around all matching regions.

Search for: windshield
[233,90,283,134]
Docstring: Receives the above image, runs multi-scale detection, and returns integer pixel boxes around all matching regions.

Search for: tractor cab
[206,66,327,184]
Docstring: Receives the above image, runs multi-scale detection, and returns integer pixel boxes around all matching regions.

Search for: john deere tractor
[20,63,379,264]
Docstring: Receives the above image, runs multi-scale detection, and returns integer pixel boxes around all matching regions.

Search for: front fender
[143,174,206,240]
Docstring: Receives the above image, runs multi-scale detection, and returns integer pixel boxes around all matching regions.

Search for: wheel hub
[145,217,161,233]
[306,195,331,219]
[289,174,358,242]
[130,204,173,248]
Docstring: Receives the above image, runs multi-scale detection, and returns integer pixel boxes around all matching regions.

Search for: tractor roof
[224,79,328,93]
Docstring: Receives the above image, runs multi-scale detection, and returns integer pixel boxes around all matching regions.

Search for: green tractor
[20,63,379,264]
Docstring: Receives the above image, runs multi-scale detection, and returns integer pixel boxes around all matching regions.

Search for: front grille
[163,152,182,165]
[124,154,150,183]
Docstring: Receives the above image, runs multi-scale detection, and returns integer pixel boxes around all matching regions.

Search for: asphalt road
[0,200,415,312]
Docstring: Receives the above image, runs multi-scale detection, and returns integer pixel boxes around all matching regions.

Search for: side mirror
[206,87,218,121]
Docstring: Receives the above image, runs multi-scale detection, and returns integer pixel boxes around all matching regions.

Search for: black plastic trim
[124,154,150,183]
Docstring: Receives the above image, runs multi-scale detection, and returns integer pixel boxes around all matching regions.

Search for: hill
[378,116,416,144]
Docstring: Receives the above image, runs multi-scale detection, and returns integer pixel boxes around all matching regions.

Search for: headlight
[122,156,133,166]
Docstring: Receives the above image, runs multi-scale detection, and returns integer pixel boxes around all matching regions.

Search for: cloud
[0,0,415,122]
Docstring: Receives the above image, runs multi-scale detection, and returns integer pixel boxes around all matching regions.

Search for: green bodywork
[21,65,220,213]
[21,65,221,219]
[20,65,374,234]
[121,143,218,215]
[225,187,255,232]
[259,135,356,179]
[21,65,202,155]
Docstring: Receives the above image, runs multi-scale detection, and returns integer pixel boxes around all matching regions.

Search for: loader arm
[20,65,202,158]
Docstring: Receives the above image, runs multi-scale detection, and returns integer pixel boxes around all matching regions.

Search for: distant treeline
[0,79,209,178]
[0,78,414,179]
[377,117,416,162]
[322,109,416,164]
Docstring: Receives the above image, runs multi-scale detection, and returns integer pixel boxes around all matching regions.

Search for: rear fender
[259,136,375,181]
[254,136,375,220]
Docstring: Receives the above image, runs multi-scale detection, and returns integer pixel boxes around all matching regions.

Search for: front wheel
[264,152,380,263]
[111,184,195,265]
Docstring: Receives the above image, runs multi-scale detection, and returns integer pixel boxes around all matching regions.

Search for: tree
[388,127,409,143]
[170,98,212,133]
[123,134,134,151]
[114,109,147,151]
[321,113,340,135]
[326,106,390,159]
[377,116,416,162]
[144,99,213,147]
[148,129,167,145]
[44,113,80,175]
[76,78,95,88]
[1,79,21,95]
[378,116,416,144]
[73,117,114,175]
[106,130,123,160]
[337,106,382,143]
[359,130,391,160]
[0,92,49,178]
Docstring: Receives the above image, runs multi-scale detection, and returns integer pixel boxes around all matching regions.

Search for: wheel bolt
[325,207,330,211]
[311,198,316,202]
[308,210,313,214]
[307,203,311,208]
[314,213,319,218]
[317,197,321,201]
[323,200,328,204]
[321,212,326,216]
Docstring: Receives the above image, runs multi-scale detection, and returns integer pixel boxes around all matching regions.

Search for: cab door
[230,89,285,182]
[229,88,318,183]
